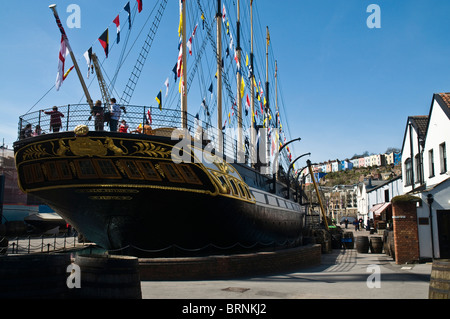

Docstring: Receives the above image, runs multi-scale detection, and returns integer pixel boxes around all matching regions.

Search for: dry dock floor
[141,229,432,299]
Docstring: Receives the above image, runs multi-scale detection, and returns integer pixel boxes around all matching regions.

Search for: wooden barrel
[429,259,450,299]
[0,254,72,299]
[75,254,142,299]
[370,237,383,253]
[388,231,395,259]
[356,236,369,253]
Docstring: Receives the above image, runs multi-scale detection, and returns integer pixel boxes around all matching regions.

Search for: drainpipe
[426,194,435,260]
[409,123,415,190]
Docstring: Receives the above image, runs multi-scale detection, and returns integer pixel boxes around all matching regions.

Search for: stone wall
[139,244,322,280]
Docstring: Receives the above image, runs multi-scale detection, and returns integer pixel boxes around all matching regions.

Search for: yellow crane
[91,53,111,110]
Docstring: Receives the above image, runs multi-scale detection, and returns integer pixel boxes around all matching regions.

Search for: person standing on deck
[91,100,104,131]
[109,98,121,132]
[42,106,64,132]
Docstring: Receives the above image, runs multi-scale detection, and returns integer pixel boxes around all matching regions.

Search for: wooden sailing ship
[13,1,306,257]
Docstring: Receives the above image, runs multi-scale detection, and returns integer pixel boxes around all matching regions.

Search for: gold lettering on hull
[88,196,133,201]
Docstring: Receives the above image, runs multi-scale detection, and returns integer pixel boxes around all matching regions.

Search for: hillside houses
[306,151,400,176]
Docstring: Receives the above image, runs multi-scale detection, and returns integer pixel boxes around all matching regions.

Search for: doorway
[437,210,450,258]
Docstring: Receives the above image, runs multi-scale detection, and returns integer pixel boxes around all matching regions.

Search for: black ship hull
[14,129,304,257]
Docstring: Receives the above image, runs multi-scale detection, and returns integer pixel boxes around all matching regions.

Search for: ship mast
[265,26,270,174]
[250,0,256,167]
[181,0,188,129]
[236,0,243,162]
[49,4,94,111]
[216,0,223,154]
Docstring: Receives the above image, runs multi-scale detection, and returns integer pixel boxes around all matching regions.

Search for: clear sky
[1,0,450,166]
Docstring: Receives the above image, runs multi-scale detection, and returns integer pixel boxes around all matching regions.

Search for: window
[440,143,447,174]
[159,163,185,183]
[414,153,423,184]
[384,189,389,203]
[93,160,121,179]
[405,158,412,186]
[136,161,162,181]
[428,149,435,178]
[75,160,98,179]
[122,160,144,180]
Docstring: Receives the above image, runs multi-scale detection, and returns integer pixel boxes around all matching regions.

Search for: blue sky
[1,0,450,165]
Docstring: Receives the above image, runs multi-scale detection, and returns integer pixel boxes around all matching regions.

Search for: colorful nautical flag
[208,82,213,98]
[113,15,120,44]
[124,2,132,29]
[172,63,177,82]
[98,28,109,58]
[178,2,183,38]
[187,36,193,55]
[177,45,183,77]
[83,47,93,79]
[222,4,227,23]
[245,94,250,116]
[147,109,152,125]
[240,76,245,99]
[155,91,162,110]
[63,65,74,81]
[136,0,143,13]
[55,35,68,91]
[164,78,169,97]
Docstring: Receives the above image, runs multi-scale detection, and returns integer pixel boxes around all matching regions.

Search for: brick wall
[139,244,322,280]
[392,201,420,264]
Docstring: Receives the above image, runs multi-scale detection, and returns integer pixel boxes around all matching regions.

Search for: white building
[356,179,385,221]
[400,92,450,259]
[366,175,403,222]
[401,115,429,193]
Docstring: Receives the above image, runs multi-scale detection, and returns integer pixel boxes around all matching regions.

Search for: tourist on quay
[353,219,359,231]
[109,98,121,132]
[42,106,64,132]
[91,100,104,131]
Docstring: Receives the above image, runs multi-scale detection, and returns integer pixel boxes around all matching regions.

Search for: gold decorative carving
[54,140,70,156]
[153,163,166,178]
[69,137,107,157]
[213,161,236,175]
[115,160,126,175]
[69,162,77,177]
[22,144,52,160]
[105,137,128,155]
[130,142,171,158]
[74,125,89,136]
